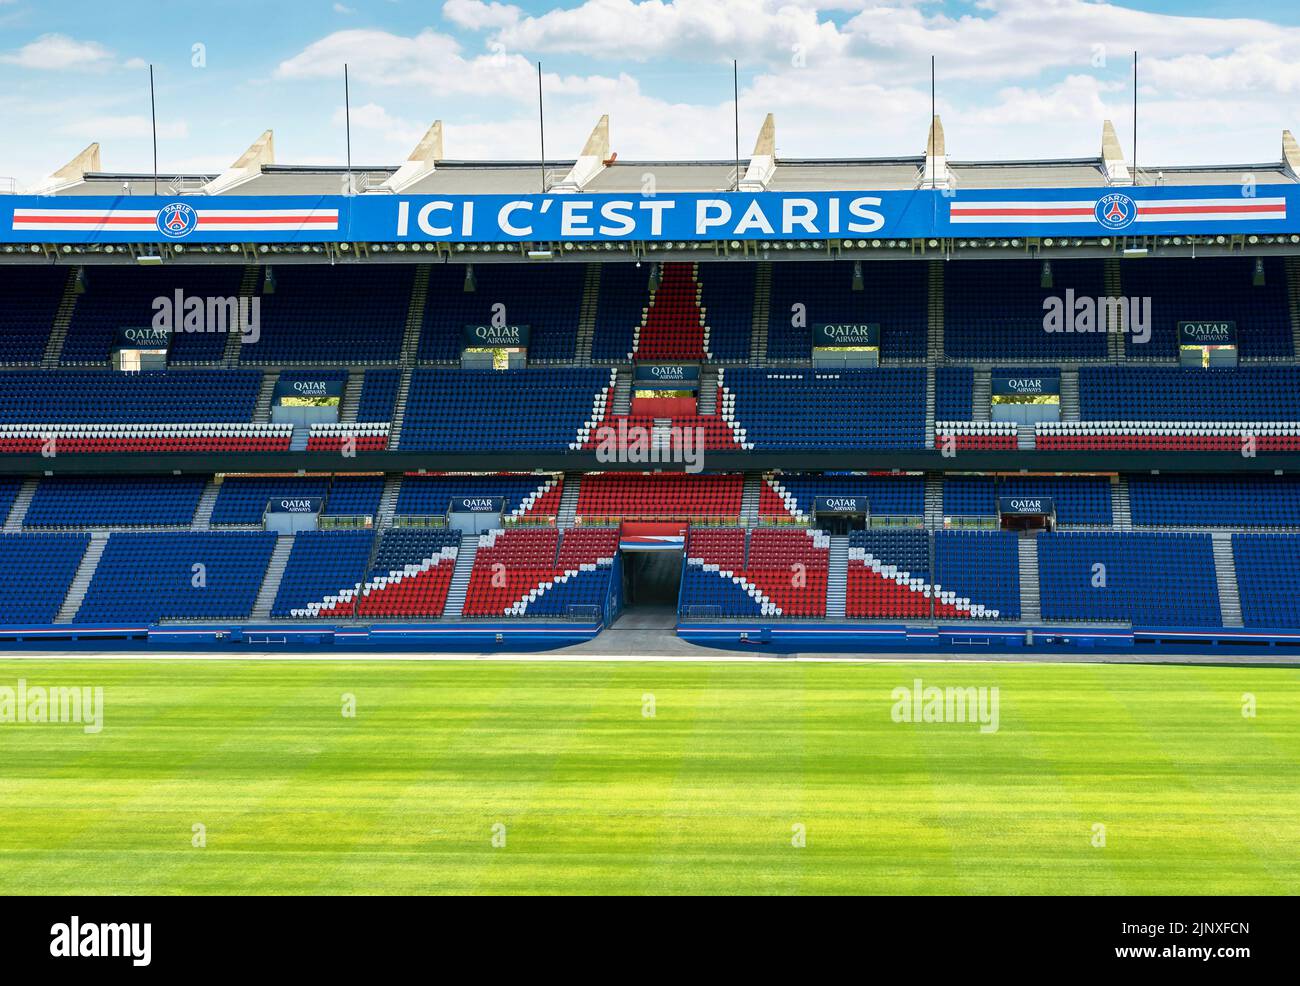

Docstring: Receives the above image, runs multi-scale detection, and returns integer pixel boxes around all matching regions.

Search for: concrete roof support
[202,130,275,195]
[921,115,952,189]
[26,143,101,194]
[1282,130,1300,180]
[381,121,445,193]
[738,114,776,192]
[552,115,611,193]
[1101,120,1131,184]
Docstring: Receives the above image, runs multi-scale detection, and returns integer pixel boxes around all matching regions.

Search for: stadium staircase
[192,478,221,531]
[250,534,296,620]
[377,475,402,527]
[741,473,763,526]
[3,478,38,531]
[400,265,430,363]
[1286,257,1300,357]
[1211,532,1245,627]
[575,263,601,364]
[442,533,480,618]
[55,533,109,623]
[749,262,771,364]
[611,368,632,414]
[1103,259,1124,360]
[924,365,936,439]
[972,370,991,421]
[289,425,310,451]
[387,368,413,448]
[338,371,364,423]
[924,473,943,529]
[697,367,719,413]
[1112,477,1133,530]
[1059,369,1080,420]
[826,534,849,617]
[557,473,582,526]
[224,266,259,364]
[41,267,80,367]
[1017,424,1036,450]
[1017,536,1042,622]
[252,371,277,422]
[926,260,944,360]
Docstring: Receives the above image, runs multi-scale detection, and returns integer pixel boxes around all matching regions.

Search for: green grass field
[0,658,1297,895]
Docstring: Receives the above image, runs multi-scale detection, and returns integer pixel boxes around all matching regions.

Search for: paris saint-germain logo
[156,202,198,238]
[1094,192,1137,230]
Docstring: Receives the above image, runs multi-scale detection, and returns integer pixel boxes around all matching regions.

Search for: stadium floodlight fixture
[1043,238,1054,246]
[136,254,164,266]
[527,250,554,260]
[396,243,406,252]
[1122,246,1148,256]
[339,242,351,252]
[1248,235,1259,244]
[1100,238,1111,246]
[871,240,881,248]
[928,239,939,248]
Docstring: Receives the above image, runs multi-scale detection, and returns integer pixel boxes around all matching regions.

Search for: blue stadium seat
[1129,475,1300,527]
[24,475,206,527]
[0,369,262,423]
[0,266,64,364]
[1078,366,1300,421]
[0,533,89,624]
[934,530,1020,618]
[1232,534,1300,627]
[271,530,374,617]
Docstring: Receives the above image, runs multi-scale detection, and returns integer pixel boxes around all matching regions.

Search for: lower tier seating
[74,531,276,624]
[680,526,829,617]
[273,530,375,618]
[461,527,617,618]
[1232,534,1300,627]
[1036,531,1221,626]
[0,532,89,623]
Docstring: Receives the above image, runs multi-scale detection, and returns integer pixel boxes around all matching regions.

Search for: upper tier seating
[761,473,926,520]
[0,478,22,526]
[723,368,926,449]
[1119,257,1292,359]
[767,260,928,360]
[243,265,413,363]
[0,266,64,364]
[400,368,610,451]
[933,530,1020,619]
[632,263,709,360]
[61,265,243,364]
[1232,534,1300,627]
[356,368,401,422]
[944,259,1108,360]
[1078,366,1300,421]
[575,473,744,520]
[0,369,262,423]
[590,263,652,361]
[24,475,206,528]
[1036,531,1221,626]
[395,473,562,519]
[320,476,385,517]
[0,532,89,624]
[697,263,755,360]
[273,530,375,618]
[417,263,585,362]
[74,531,276,623]
[1129,475,1300,527]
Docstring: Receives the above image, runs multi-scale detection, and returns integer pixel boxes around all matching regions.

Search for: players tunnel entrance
[622,550,683,611]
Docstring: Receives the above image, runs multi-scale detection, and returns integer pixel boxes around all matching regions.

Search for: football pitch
[0,658,1297,895]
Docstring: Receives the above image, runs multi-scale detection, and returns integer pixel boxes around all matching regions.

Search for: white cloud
[1,33,115,71]
[55,115,190,141]
[443,0,522,31]
[333,3,356,13]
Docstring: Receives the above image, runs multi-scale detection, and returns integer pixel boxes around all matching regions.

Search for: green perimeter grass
[0,658,1297,895]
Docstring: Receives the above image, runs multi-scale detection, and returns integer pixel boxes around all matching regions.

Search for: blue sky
[3,0,1300,187]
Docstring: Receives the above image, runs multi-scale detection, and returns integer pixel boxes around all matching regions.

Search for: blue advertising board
[1,185,1295,244]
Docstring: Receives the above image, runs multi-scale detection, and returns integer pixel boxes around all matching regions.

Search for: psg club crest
[1094,192,1137,230]
[156,202,198,238]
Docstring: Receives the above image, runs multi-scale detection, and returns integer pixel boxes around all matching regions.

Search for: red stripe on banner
[13,215,155,225]
[948,206,1094,217]
[1137,203,1285,216]
[198,215,337,225]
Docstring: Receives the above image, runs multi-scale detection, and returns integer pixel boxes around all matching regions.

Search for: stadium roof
[18,115,1300,198]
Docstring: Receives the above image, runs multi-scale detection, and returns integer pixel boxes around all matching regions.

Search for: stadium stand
[244,265,413,363]
[400,367,611,451]
[576,473,744,521]
[273,530,375,618]
[0,369,262,423]
[74,531,276,623]
[760,473,926,520]
[697,263,755,360]
[394,473,562,519]
[935,366,975,420]
[417,263,584,363]
[590,263,650,362]
[0,266,64,364]
[210,476,332,526]
[847,529,932,619]
[356,368,401,422]
[1129,474,1300,527]
[723,367,926,449]
[944,259,1108,360]
[1118,257,1292,359]
[23,475,206,528]
[60,265,243,364]
[349,528,461,619]
[0,533,89,624]
[1037,531,1221,626]
[766,260,927,360]
[1232,534,1300,627]
[933,530,1020,619]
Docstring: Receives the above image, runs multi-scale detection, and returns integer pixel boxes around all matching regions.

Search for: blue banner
[268,497,323,514]
[992,374,1061,397]
[1178,321,1237,346]
[814,496,868,515]
[1,185,1296,244]
[450,495,504,514]
[998,497,1055,516]
[634,363,701,388]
